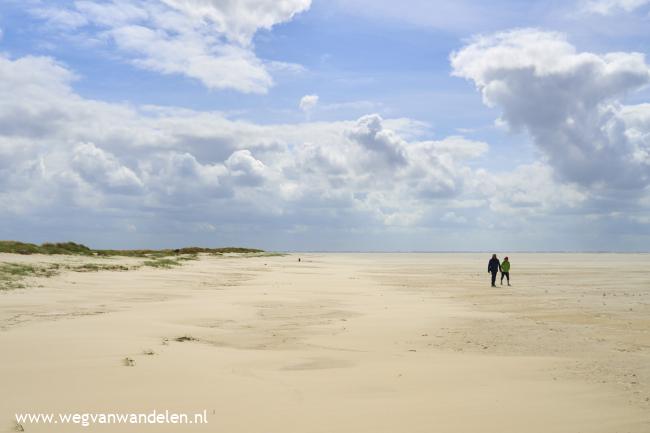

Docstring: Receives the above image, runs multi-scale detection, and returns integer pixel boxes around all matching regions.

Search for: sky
[1,0,650,251]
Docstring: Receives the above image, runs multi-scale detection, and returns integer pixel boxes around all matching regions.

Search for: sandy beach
[1,252,649,432]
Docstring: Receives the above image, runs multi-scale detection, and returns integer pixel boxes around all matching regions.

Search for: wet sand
[1,253,649,432]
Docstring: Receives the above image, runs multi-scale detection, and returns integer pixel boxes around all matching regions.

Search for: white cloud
[110,23,273,92]
[451,28,650,189]
[1,45,649,249]
[347,114,409,167]
[225,149,269,186]
[139,151,229,204]
[474,163,588,215]
[0,53,490,236]
[160,0,311,45]
[619,103,650,166]
[421,136,489,159]
[582,0,650,14]
[72,142,143,194]
[299,94,319,112]
[31,0,311,93]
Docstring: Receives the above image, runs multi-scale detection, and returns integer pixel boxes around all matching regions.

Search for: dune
[0,252,649,432]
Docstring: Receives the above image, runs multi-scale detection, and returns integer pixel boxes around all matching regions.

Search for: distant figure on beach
[487,254,501,287]
[298,258,301,262]
[501,256,511,286]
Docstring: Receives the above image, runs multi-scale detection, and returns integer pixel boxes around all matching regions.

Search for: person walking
[487,254,501,287]
[501,256,511,286]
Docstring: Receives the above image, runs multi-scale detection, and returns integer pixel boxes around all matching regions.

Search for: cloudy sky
[1,0,650,251]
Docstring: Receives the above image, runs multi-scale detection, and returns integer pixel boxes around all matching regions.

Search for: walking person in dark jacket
[487,254,501,287]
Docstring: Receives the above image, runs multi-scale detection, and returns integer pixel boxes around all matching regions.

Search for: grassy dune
[0,241,264,257]
[0,241,268,290]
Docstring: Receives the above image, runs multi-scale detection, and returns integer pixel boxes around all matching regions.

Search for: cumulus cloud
[31,0,311,93]
[299,94,319,113]
[160,0,311,45]
[582,0,650,14]
[0,53,491,240]
[474,162,587,215]
[4,35,645,249]
[451,28,650,189]
[347,114,409,167]
[139,151,229,204]
[2,43,648,248]
[620,103,650,165]
[72,143,143,194]
[423,136,489,159]
[224,149,269,186]
[0,55,78,131]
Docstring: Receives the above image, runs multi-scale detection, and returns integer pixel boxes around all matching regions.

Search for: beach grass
[70,263,132,272]
[143,258,182,269]
[0,262,60,290]
[0,240,264,257]
[0,241,271,290]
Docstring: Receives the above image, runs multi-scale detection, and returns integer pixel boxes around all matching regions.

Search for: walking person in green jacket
[500,256,511,286]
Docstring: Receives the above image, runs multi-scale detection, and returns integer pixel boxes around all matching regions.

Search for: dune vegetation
[0,241,264,257]
[0,241,268,290]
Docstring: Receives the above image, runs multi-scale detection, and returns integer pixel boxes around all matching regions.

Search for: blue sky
[1,0,650,251]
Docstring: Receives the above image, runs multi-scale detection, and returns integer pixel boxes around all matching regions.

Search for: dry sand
[1,252,649,432]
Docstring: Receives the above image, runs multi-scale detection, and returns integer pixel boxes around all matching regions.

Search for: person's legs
[505,272,510,285]
[491,271,497,287]
[500,272,504,285]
